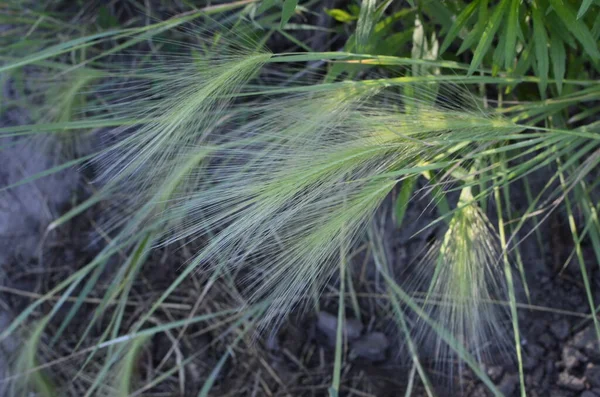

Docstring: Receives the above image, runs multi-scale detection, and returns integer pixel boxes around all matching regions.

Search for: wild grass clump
[415,188,511,373]
[1,1,600,395]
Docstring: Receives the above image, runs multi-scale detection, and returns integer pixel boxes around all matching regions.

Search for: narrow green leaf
[421,0,454,34]
[504,0,519,70]
[532,2,549,95]
[258,0,278,14]
[468,0,509,75]
[117,336,150,396]
[197,350,230,397]
[0,30,123,73]
[429,181,451,219]
[395,176,417,227]
[98,5,119,28]
[546,12,577,49]
[494,177,526,397]
[0,154,93,193]
[493,23,508,74]
[510,39,534,88]
[550,31,566,94]
[329,257,346,397]
[458,0,489,55]
[280,0,298,28]
[16,318,57,397]
[577,0,593,19]
[355,0,377,52]
[557,159,600,346]
[439,0,479,54]
[593,14,600,40]
[373,0,394,21]
[548,0,600,59]
[196,311,260,397]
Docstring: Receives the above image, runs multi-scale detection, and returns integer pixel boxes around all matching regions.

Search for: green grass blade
[557,158,600,342]
[329,253,346,397]
[395,176,417,227]
[548,0,600,59]
[439,0,479,55]
[550,30,566,94]
[116,336,150,396]
[576,0,594,19]
[493,182,526,397]
[532,2,549,96]
[468,0,509,75]
[504,0,519,70]
[13,319,57,397]
[355,0,377,52]
[280,0,298,28]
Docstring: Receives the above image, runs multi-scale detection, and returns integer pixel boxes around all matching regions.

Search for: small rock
[528,320,548,338]
[316,312,363,343]
[528,387,540,397]
[540,275,551,283]
[350,332,389,361]
[524,343,545,370]
[562,346,587,370]
[498,374,519,396]
[571,326,600,360]
[486,365,504,382]
[530,366,545,386]
[586,364,600,388]
[566,293,584,307]
[523,355,537,371]
[557,371,586,391]
[546,358,557,381]
[550,319,571,340]
[539,332,557,349]
[572,326,596,349]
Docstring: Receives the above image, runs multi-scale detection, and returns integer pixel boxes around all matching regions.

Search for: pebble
[497,374,519,396]
[486,365,504,382]
[571,326,600,360]
[550,319,571,340]
[530,366,545,386]
[528,321,548,338]
[586,364,600,388]
[316,312,363,343]
[562,346,587,370]
[539,332,557,349]
[556,371,586,391]
[546,359,557,382]
[524,343,545,370]
[572,326,596,349]
[350,332,389,361]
